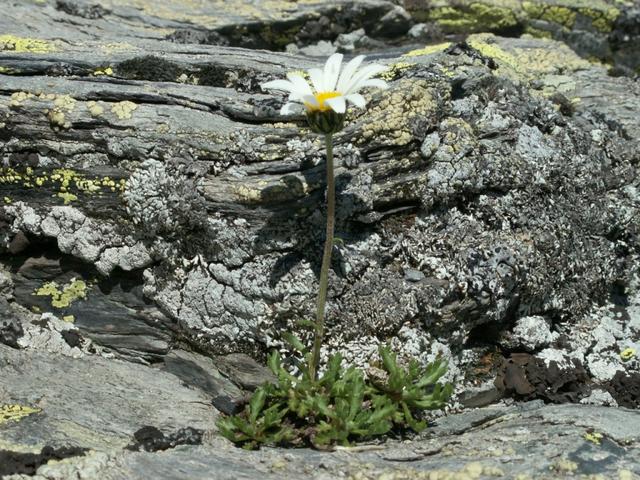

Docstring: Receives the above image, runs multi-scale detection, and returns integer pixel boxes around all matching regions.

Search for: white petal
[301,94,320,108]
[286,73,313,98]
[308,68,325,93]
[336,55,365,93]
[359,78,388,90]
[280,102,304,115]
[261,79,297,92]
[345,93,367,108]
[344,64,388,94]
[325,96,346,114]
[323,53,343,92]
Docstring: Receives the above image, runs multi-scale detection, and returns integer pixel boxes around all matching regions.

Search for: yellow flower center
[306,91,341,112]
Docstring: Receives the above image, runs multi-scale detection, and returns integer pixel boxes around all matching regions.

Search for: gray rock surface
[1,353,638,480]
[0,1,639,478]
[0,344,224,451]
[1,3,639,404]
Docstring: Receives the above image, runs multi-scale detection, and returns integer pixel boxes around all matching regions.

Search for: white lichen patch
[9,91,33,107]
[111,101,138,120]
[87,101,105,117]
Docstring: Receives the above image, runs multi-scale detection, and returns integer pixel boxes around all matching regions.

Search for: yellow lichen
[423,1,521,33]
[234,184,263,203]
[579,6,620,32]
[111,101,138,120]
[0,35,56,53]
[62,315,75,323]
[1,166,126,201]
[522,0,620,32]
[467,33,589,83]
[620,348,636,361]
[523,2,576,27]
[360,79,438,147]
[93,67,114,76]
[3,196,11,204]
[524,26,554,39]
[57,192,78,204]
[403,42,452,58]
[0,405,41,425]
[380,62,415,81]
[34,279,88,309]
[584,431,604,445]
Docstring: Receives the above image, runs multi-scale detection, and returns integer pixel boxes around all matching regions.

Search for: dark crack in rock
[607,371,640,409]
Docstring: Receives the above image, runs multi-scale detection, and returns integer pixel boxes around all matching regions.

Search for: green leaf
[416,360,448,387]
[282,332,308,354]
[249,388,267,423]
[267,351,282,376]
[296,318,317,330]
[379,345,398,375]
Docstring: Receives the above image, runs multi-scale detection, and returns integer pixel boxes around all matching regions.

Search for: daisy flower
[261,53,388,116]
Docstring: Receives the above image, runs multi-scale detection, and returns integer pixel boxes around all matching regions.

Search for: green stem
[309,133,335,381]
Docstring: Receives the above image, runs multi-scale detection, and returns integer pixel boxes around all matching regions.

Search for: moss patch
[116,55,183,82]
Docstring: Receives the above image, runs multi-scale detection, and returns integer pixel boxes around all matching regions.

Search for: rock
[286,40,337,57]
[501,315,558,352]
[215,353,276,391]
[0,298,23,348]
[0,0,639,433]
[403,268,425,282]
[405,0,640,73]
[4,402,639,479]
[369,5,413,38]
[2,30,638,372]
[580,388,619,407]
[0,344,221,452]
[333,28,385,53]
[407,23,444,41]
[161,349,244,398]
[496,353,591,403]
[0,446,87,477]
[607,371,640,409]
